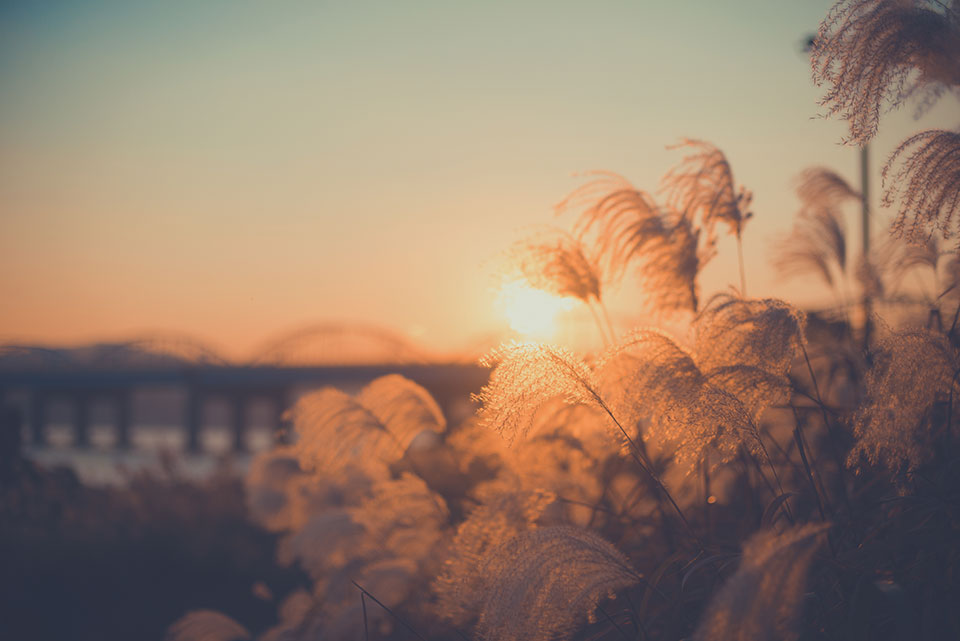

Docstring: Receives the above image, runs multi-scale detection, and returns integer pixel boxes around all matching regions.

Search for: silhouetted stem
[360,591,370,641]
[800,341,852,513]
[587,301,612,347]
[791,408,828,521]
[599,300,618,343]
[757,439,794,523]
[589,392,696,539]
[736,232,747,296]
[597,603,632,641]
[352,581,427,641]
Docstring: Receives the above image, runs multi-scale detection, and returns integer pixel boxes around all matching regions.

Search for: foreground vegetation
[162,3,960,640]
[5,2,959,640]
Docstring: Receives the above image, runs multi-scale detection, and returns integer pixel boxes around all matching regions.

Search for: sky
[1,0,957,360]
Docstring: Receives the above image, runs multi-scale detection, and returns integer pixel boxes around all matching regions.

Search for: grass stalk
[352,581,427,641]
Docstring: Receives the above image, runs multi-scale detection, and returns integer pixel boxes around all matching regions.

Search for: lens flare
[496,280,574,338]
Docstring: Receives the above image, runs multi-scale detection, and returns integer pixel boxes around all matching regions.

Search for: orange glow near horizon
[495,280,574,340]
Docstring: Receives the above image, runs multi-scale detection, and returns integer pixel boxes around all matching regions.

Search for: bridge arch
[248,322,429,366]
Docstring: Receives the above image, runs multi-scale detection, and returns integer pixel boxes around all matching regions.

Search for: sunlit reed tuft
[475,526,640,641]
[662,139,753,245]
[598,329,764,471]
[695,294,807,378]
[812,0,960,144]
[288,375,444,473]
[433,488,555,626]
[885,129,960,243]
[475,342,600,443]
[166,610,250,641]
[850,328,957,472]
[557,171,703,312]
[692,523,830,641]
[774,168,860,290]
[510,229,603,303]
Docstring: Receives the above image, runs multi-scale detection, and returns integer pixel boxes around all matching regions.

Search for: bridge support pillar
[74,393,90,448]
[231,393,247,453]
[116,391,132,449]
[29,393,46,447]
[186,390,202,453]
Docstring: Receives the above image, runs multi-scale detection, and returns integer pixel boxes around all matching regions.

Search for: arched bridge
[0,327,488,453]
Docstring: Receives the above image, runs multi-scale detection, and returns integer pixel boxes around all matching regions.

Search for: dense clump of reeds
[166,2,960,639]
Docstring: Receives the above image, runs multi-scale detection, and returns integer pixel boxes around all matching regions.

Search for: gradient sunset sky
[1,0,956,359]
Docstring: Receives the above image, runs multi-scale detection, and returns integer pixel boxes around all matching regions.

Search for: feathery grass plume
[774,169,860,290]
[350,473,449,560]
[640,214,703,312]
[890,232,944,276]
[796,166,862,205]
[259,590,315,641]
[662,139,753,244]
[244,447,304,532]
[504,436,605,524]
[433,488,554,626]
[556,172,663,281]
[475,526,640,641]
[245,447,381,533]
[525,396,611,444]
[695,294,807,378]
[774,207,848,289]
[475,342,600,443]
[598,329,762,471]
[855,252,888,300]
[850,328,957,472]
[288,389,388,473]
[510,229,603,302]
[884,129,960,242]
[703,366,793,424]
[811,0,960,144]
[556,171,704,312]
[879,232,960,302]
[165,611,250,641]
[691,523,830,641]
[289,375,445,473]
[357,373,446,438]
[276,508,367,578]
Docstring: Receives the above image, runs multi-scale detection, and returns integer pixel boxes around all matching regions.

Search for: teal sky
[1,1,956,357]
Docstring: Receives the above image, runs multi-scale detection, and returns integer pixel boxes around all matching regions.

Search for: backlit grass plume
[811,0,960,144]
[557,172,663,281]
[288,375,445,473]
[166,610,250,641]
[510,229,603,303]
[433,488,555,626]
[775,168,860,291]
[662,139,753,244]
[663,139,752,293]
[850,328,958,472]
[641,214,703,312]
[885,129,960,242]
[475,526,640,641]
[692,523,830,641]
[556,171,704,312]
[775,207,847,290]
[598,329,765,471]
[695,294,807,378]
[475,342,600,443]
[350,473,448,560]
[795,166,861,205]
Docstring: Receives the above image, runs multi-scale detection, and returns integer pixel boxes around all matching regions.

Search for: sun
[496,280,574,339]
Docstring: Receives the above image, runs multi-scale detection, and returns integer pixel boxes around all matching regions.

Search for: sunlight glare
[496,280,574,338]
